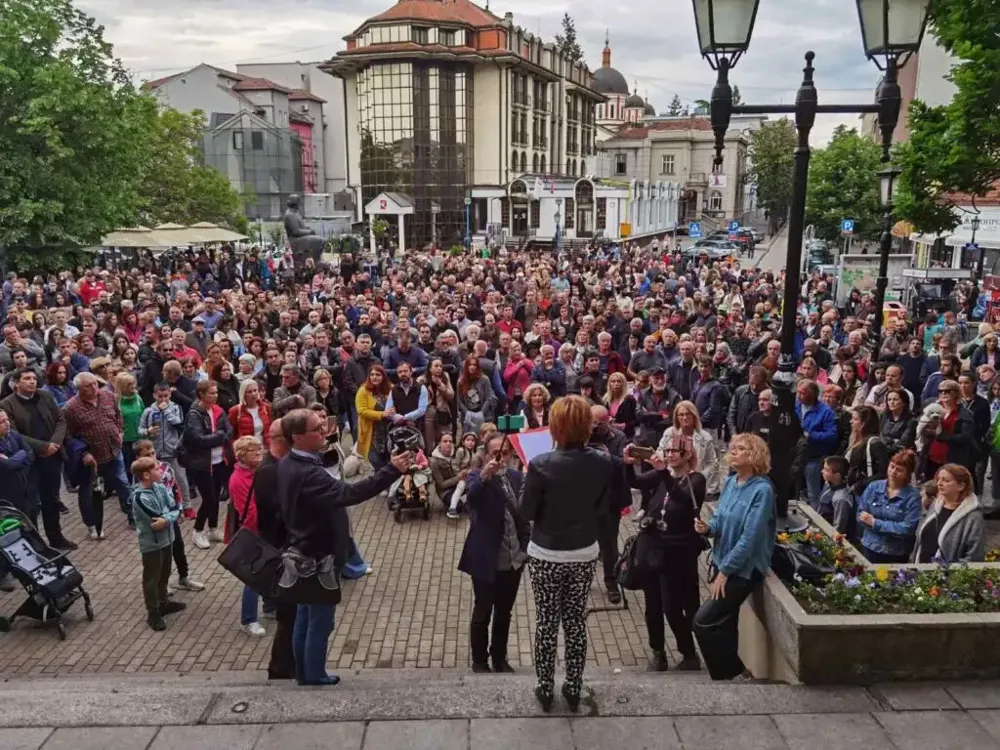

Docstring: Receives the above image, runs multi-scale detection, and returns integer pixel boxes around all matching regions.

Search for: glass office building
[357,61,473,247]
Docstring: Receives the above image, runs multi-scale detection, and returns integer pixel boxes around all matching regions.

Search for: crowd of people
[0,236,991,702]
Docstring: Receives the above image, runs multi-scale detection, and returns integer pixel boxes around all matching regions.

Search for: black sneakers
[147,614,166,632]
[159,601,187,616]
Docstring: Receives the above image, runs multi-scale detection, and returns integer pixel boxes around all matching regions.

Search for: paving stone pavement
[0,480,700,676]
[6,712,1000,750]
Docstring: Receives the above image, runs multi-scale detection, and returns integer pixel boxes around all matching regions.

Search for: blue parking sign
[689,221,702,238]
[841,219,855,235]
[727,220,740,233]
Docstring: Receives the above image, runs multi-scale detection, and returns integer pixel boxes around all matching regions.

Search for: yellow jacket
[355,387,384,458]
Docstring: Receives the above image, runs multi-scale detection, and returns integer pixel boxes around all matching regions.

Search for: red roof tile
[605,118,715,142]
[288,88,326,103]
[944,183,1000,207]
[366,0,501,28]
[233,77,292,94]
[143,74,177,90]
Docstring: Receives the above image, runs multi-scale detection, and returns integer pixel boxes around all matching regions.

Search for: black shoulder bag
[217,476,283,598]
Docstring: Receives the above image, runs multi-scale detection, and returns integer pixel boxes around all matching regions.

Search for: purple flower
[832,572,846,583]
[846,577,862,589]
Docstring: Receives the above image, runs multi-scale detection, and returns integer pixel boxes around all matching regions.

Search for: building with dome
[594,34,655,138]
[323,0,633,248]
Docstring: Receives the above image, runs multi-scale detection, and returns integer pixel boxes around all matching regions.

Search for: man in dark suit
[458,432,529,674]
[277,409,410,685]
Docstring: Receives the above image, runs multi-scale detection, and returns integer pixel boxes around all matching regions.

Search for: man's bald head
[591,405,610,424]
[269,418,289,459]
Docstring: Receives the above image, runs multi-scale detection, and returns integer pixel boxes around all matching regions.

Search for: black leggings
[191,463,230,532]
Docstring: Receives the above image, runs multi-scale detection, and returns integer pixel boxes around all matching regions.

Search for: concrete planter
[738,505,1000,685]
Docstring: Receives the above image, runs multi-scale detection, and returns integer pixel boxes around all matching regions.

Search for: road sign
[689,221,702,238]
[841,219,855,235]
[464,197,472,206]
[727,220,740,233]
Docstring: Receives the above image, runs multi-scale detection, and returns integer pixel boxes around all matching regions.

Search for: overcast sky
[79,0,883,145]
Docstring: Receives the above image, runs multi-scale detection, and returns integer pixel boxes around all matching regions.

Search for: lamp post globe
[692,0,760,69]
[855,0,932,67]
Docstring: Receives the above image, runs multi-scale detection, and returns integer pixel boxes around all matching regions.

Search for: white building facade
[322,0,615,247]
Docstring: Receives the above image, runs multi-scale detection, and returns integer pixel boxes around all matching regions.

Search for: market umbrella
[100,226,156,247]
[187,222,248,243]
[150,222,198,246]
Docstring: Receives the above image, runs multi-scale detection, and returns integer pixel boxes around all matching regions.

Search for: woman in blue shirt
[693,433,775,681]
[856,449,921,563]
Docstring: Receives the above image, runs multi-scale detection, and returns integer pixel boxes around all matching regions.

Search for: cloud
[79,0,883,145]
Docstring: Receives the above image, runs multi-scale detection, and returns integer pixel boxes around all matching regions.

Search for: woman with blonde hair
[519,382,550,429]
[624,433,706,671]
[658,400,721,498]
[913,463,986,563]
[693,433,776,680]
[226,435,274,636]
[520,395,614,712]
[114,372,144,470]
[604,371,637,439]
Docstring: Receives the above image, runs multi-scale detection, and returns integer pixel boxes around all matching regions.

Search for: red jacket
[225,462,258,543]
[228,401,272,446]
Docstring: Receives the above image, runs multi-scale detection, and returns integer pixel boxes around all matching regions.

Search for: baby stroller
[0,502,94,640]
[386,424,432,523]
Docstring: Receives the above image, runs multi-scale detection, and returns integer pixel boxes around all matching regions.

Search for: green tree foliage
[139,107,242,227]
[667,95,684,116]
[894,0,1000,234]
[554,13,583,63]
[748,119,797,232]
[805,125,883,242]
[0,0,157,257]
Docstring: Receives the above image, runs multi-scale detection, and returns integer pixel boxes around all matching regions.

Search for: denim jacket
[855,479,921,557]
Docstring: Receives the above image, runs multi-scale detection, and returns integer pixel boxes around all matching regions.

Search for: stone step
[0,667,879,729]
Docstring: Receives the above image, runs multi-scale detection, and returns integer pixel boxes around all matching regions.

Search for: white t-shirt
[247,406,264,438]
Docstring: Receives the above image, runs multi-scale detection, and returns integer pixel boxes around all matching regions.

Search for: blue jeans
[292,603,336,684]
[340,537,368,580]
[78,452,131,532]
[803,459,824,507]
[240,586,277,625]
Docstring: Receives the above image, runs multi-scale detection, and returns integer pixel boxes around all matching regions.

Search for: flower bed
[738,507,1000,683]
[780,528,1000,615]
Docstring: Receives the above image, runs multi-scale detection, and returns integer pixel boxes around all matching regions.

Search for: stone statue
[283,194,325,265]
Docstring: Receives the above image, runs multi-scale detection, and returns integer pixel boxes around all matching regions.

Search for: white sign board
[835,254,914,306]
[709,174,727,188]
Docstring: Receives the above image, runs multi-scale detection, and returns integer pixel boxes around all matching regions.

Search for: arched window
[512,150,519,173]
[540,155,547,173]
[533,153,539,172]
[709,191,723,212]
[566,159,571,175]
[520,152,527,173]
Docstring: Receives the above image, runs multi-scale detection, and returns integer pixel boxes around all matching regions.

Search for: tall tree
[748,119,797,232]
[0,0,158,262]
[667,95,685,116]
[805,125,883,242]
[554,13,583,63]
[894,0,1000,234]
[138,108,242,227]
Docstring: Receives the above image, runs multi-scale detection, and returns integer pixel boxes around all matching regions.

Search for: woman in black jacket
[183,380,234,550]
[604,372,638,439]
[880,388,916,455]
[625,434,706,672]
[520,395,613,712]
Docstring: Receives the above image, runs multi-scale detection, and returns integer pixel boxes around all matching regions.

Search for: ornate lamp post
[692,0,930,529]
[871,165,901,346]
[554,198,563,252]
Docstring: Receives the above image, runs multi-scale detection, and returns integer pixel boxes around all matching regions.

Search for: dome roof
[594,66,630,95]
[644,101,656,115]
[625,92,645,108]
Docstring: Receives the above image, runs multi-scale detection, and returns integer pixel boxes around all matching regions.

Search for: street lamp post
[693,0,929,529]
[871,166,902,346]
[554,198,563,253]
[971,214,985,317]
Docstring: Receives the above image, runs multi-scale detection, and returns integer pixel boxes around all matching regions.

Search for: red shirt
[928,409,958,465]
[79,280,106,306]
[497,318,523,336]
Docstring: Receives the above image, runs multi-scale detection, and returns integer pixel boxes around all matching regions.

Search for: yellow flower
[777,533,789,544]
[875,568,890,582]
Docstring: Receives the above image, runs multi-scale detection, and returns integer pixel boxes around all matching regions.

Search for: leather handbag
[217,528,283,598]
